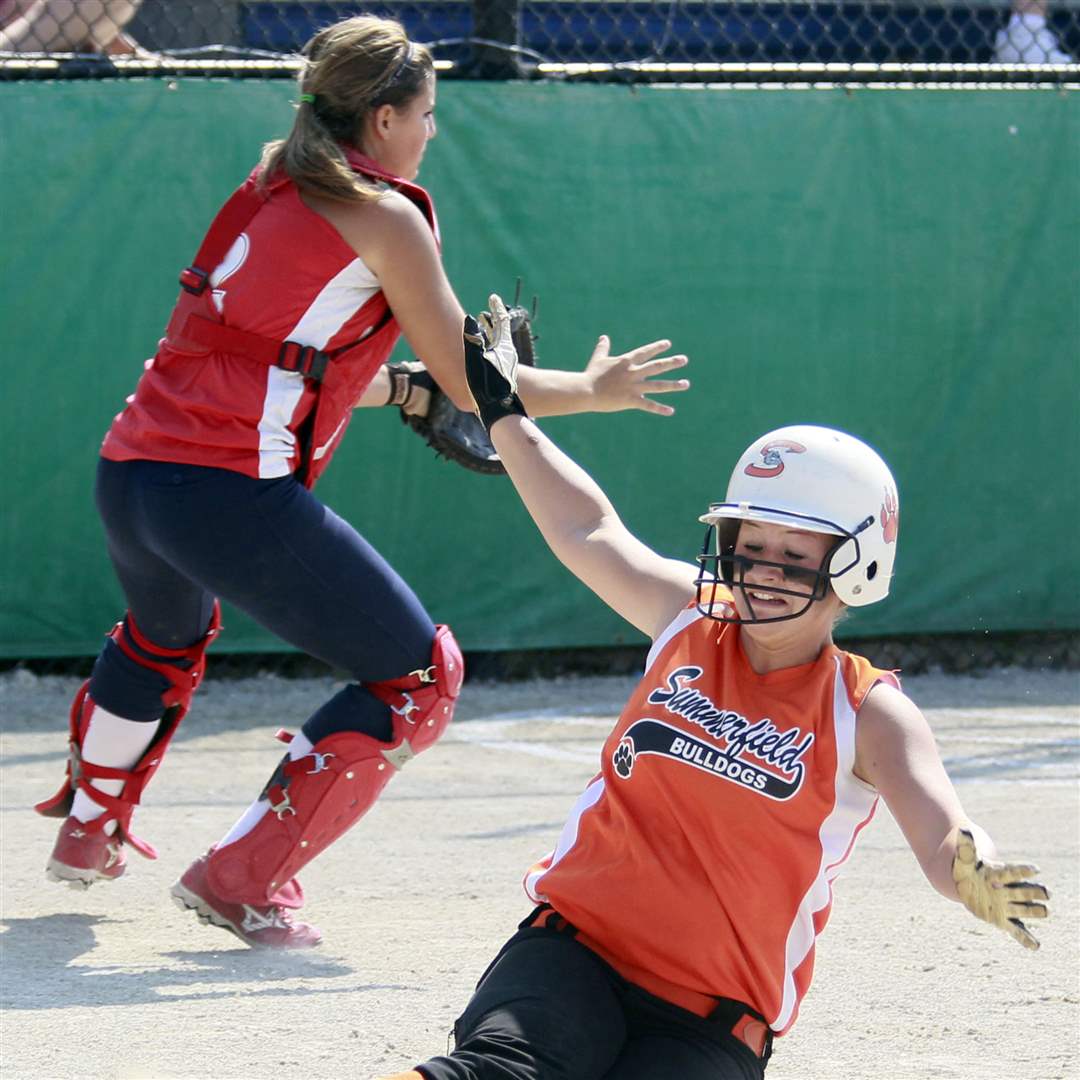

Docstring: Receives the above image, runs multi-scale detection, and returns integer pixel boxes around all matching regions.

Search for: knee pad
[365,623,464,763]
[106,602,222,715]
[206,625,463,906]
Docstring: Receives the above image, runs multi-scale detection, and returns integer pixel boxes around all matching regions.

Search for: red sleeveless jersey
[525,596,898,1035]
[102,159,436,483]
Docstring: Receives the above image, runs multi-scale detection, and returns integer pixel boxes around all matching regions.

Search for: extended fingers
[622,338,674,364]
[636,378,690,396]
[588,335,612,364]
[1002,880,1050,902]
[1005,918,1041,951]
[632,354,689,376]
[635,396,676,417]
[1002,880,1050,923]
[629,357,690,402]
[984,862,1041,886]
[1005,899,1049,923]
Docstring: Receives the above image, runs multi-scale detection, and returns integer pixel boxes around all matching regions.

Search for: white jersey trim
[645,606,704,674]
[287,256,380,347]
[256,369,306,478]
[524,775,605,903]
[772,656,878,1033]
[255,256,380,478]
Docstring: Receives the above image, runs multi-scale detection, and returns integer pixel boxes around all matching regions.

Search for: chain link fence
[2,1,1078,82]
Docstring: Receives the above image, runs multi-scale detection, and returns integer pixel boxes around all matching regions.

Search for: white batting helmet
[696,425,900,621]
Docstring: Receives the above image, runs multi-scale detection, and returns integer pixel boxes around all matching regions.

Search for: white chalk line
[928,710,1078,727]
[935,733,1079,747]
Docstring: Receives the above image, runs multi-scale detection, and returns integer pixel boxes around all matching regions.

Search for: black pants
[417,926,767,1080]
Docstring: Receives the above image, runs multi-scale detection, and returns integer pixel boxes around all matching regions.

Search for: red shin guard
[35,605,221,858]
[207,624,463,905]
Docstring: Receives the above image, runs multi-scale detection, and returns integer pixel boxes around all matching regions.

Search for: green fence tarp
[2,80,1078,656]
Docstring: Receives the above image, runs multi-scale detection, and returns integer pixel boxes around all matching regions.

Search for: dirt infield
[2,667,1077,1080]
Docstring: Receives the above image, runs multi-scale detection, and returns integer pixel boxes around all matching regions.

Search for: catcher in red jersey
[35,14,689,950]
[379,331,1050,1080]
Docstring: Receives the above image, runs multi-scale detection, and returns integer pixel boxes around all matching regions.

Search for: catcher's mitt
[393,297,537,475]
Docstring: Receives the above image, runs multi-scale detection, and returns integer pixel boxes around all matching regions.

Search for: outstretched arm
[355,330,689,418]
[492,413,698,638]
[462,299,697,638]
[317,190,687,419]
[855,682,1049,948]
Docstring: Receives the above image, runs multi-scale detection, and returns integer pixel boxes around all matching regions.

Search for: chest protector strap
[166,172,341,382]
[166,153,436,379]
[162,152,437,485]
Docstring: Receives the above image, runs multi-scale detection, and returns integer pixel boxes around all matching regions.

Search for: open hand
[953,829,1049,950]
[585,336,689,416]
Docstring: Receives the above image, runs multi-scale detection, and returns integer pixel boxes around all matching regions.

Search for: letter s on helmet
[698,425,900,612]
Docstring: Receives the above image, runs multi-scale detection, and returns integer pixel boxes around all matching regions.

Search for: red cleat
[170,853,322,949]
[46,816,127,889]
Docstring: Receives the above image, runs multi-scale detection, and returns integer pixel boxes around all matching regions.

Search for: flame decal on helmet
[881,488,899,544]
[744,439,807,478]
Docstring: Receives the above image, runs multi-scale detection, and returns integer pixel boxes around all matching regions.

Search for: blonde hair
[258,16,434,203]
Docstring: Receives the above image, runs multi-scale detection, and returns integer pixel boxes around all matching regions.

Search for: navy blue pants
[89,458,437,741]
[417,924,767,1080]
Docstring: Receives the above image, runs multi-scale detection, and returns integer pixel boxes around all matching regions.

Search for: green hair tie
[299,92,316,104]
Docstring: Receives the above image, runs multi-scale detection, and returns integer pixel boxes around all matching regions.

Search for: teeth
[750,591,779,601]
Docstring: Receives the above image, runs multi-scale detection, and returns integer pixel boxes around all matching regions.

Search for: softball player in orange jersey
[380,341,1050,1080]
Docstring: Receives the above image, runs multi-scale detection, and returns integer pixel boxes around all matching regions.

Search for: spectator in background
[0,0,146,54]
[995,0,1073,62]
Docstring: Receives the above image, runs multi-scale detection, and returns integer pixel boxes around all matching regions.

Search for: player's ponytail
[258,15,434,203]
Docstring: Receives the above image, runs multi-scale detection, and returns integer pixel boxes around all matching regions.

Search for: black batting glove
[464,294,527,430]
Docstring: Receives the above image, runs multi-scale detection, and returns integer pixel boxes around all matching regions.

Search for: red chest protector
[162,149,439,488]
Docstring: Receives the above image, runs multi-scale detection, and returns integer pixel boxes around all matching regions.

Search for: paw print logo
[880,488,899,545]
[612,737,635,779]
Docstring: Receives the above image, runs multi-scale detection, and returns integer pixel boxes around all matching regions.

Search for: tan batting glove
[952,828,1049,950]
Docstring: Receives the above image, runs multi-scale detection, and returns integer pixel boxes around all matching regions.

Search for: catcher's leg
[125,466,456,945]
[37,459,223,887]
[170,624,464,948]
[36,606,221,887]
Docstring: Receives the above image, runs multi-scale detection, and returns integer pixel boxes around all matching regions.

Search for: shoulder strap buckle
[179,266,210,296]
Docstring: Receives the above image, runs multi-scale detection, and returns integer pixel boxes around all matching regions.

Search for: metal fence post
[466,0,529,77]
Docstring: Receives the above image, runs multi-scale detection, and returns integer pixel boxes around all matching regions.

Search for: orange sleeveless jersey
[525,596,898,1035]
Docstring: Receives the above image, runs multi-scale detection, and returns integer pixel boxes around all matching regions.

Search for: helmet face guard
[695,504,874,625]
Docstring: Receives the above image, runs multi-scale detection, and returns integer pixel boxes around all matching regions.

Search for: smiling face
[362,74,437,180]
[729,521,844,630]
